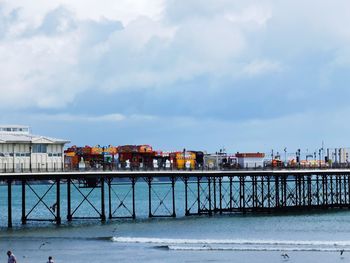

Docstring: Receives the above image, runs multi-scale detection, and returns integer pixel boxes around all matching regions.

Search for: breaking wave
[111,237,350,246]
[166,246,349,252]
[111,237,350,252]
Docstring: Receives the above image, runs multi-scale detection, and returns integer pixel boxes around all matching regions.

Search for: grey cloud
[164,0,247,23]
[0,4,21,39]
[2,1,350,124]
[36,6,77,36]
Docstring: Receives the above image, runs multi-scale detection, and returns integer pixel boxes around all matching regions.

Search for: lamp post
[284,147,287,166]
[12,143,15,173]
[318,149,321,168]
[29,143,32,172]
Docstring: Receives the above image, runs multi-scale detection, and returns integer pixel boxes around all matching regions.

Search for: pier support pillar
[283,175,287,207]
[330,175,334,207]
[100,176,106,222]
[21,179,26,225]
[299,176,303,207]
[307,175,312,208]
[275,175,279,209]
[219,177,222,214]
[7,179,12,228]
[213,177,216,213]
[229,176,233,211]
[261,176,264,209]
[208,177,212,216]
[56,178,61,225]
[252,176,256,209]
[132,177,136,219]
[240,176,246,213]
[148,177,152,218]
[197,177,201,214]
[172,176,176,217]
[343,176,346,206]
[67,177,72,221]
[348,175,350,209]
[316,175,320,206]
[295,176,298,207]
[108,178,112,219]
[267,176,271,210]
[184,177,189,216]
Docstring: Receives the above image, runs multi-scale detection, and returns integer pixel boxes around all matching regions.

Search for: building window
[32,144,47,153]
[48,153,62,157]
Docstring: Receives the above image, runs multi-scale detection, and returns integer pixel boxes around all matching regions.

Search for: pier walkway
[1,169,350,228]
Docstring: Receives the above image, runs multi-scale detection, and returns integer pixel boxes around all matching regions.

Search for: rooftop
[0,125,69,144]
[0,125,30,134]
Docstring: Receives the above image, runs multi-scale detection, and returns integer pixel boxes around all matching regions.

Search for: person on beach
[6,251,17,263]
[47,256,54,263]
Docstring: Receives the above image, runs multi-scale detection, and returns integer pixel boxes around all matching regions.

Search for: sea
[1,182,350,263]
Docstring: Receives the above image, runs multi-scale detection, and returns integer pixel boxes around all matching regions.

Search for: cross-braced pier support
[2,171,350,228]
[107,177,136,219]
[147,176,176,218]
[21,178,61,225]
[66,176,106,222]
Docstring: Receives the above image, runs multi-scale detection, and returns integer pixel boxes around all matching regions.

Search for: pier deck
[1,169,350,228]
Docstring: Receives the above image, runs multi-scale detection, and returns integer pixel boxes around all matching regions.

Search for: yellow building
[175,152,196,169]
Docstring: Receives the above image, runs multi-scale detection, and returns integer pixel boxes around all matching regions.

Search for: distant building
[326,148,350,165]
[236,153,265,168]
[204,153,237,169]
[0,125,70,172]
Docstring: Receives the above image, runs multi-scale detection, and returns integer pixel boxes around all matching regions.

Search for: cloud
[0,1,283,111]
[26,113,159,123]
[18,106,350,152]
[242,60,282,76]
[2,0,164,26]
[2,0,350,129]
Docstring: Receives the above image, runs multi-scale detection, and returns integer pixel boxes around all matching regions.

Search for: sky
[0,0,350,154]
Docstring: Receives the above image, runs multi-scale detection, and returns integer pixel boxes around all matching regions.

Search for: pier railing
[2,163,350,173]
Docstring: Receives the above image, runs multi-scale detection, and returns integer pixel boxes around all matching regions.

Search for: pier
[1,169,350,228]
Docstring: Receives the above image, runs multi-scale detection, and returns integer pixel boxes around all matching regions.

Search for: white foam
[167,246,350,252]
[111,237,350,247]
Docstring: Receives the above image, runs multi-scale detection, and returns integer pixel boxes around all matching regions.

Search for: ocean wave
[111,237,350,247]
[166,246,350,252]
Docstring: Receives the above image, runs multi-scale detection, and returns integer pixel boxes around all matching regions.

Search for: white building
[0,125,70,172]
[236,153,265,168]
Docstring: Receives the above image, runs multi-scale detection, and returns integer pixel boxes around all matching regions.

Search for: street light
[284,147,287,166]
[318,149,322,168]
